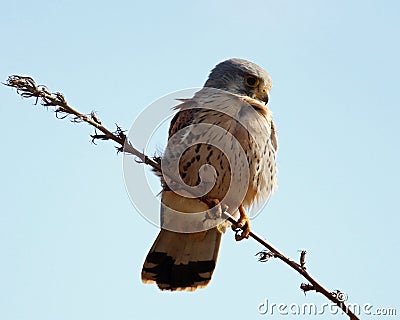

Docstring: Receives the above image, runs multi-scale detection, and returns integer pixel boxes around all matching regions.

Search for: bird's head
[204,58,272,104]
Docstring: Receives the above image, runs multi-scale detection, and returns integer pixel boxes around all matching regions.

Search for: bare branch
[4,75,161,173]
[5,75,360,320]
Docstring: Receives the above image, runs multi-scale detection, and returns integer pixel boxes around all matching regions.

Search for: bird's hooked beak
[254,84,270,104]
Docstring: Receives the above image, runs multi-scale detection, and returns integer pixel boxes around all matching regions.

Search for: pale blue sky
[1,1,399,319]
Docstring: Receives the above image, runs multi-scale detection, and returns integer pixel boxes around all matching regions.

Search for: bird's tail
[141,228,222,291]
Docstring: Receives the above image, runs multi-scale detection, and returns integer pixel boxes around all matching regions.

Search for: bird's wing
[142,89,278,291]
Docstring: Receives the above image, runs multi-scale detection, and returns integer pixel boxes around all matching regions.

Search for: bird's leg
[203,198,222,220]
[232,204,251,241]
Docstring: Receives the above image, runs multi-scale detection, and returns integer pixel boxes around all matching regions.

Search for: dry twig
[4,75,360,320]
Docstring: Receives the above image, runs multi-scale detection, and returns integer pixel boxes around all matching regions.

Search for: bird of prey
[141,58,278,291]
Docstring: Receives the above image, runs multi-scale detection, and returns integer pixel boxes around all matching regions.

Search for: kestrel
[142,58,278,291]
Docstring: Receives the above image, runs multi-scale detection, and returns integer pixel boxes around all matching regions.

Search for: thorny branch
[5,75,360,320]
[4,76,159,172]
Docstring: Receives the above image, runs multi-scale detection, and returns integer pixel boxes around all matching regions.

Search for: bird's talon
[233,205,251,241]
[234,228,250,241]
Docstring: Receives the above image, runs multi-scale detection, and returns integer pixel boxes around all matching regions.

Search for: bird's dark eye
[244,75,259,88]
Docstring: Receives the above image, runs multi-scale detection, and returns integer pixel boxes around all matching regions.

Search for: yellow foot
[232,205,251,241]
